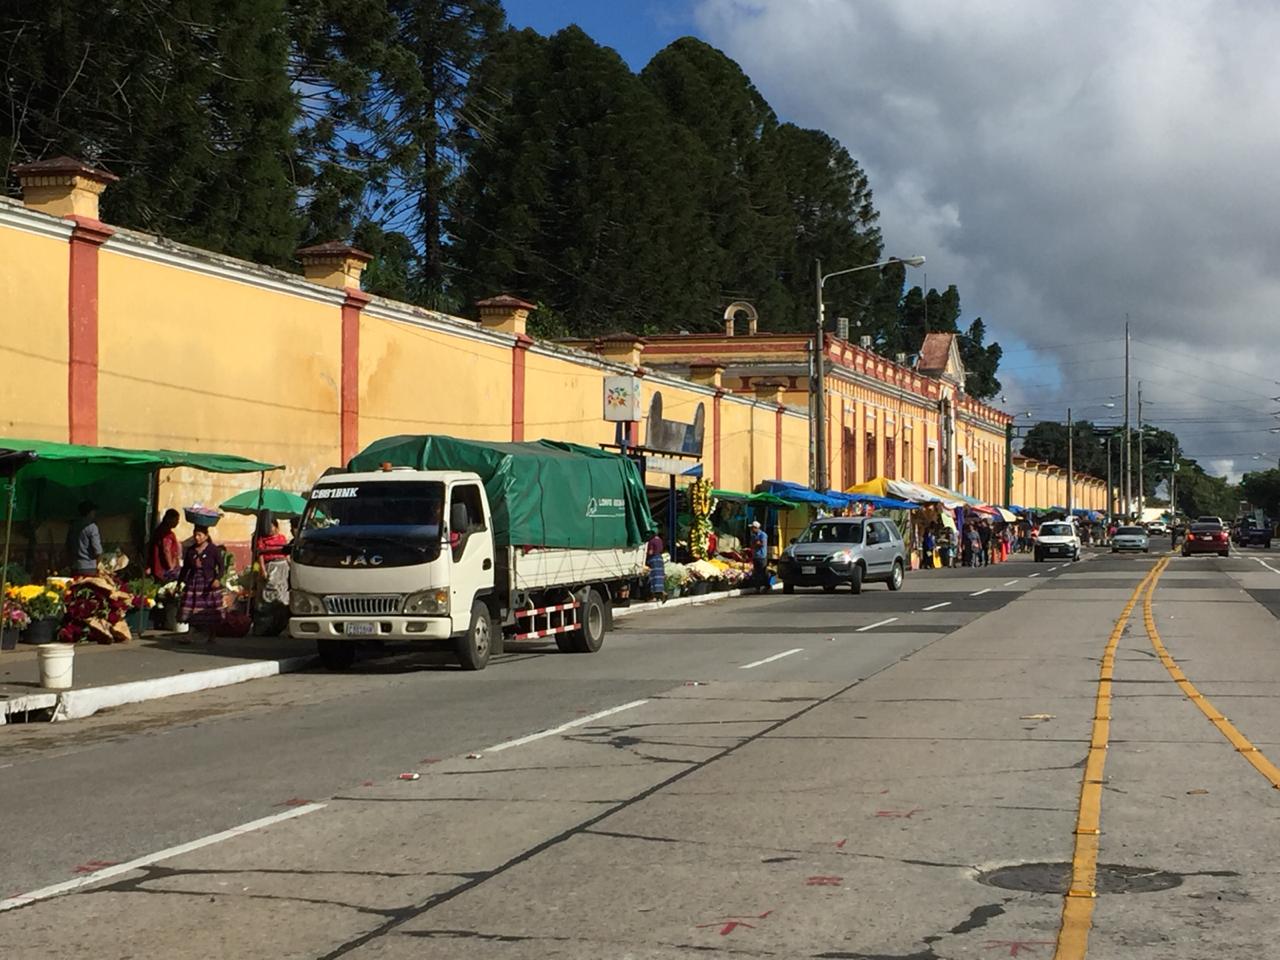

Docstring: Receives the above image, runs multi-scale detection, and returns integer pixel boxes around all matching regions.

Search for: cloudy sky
[505,0,1280,479]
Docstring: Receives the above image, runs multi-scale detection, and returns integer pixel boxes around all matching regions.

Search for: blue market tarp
[762,479,918,511]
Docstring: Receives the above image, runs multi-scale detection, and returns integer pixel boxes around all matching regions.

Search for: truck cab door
[446,482,495,632]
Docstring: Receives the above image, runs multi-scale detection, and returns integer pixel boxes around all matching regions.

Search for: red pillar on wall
[512,333,532,441]
[67,216,114,445]
[340,289,370,463]
[775,406,784,480]
[713,389,723,487]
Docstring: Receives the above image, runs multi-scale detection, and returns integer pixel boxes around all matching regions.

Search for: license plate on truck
[344,622,376,637]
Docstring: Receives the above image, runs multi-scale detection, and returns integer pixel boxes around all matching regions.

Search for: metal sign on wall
[603,376,643,422]
[645,391,705,457]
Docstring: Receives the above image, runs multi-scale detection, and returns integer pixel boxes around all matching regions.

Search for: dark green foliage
[3,0,302,266]
[1239,468,1280,517]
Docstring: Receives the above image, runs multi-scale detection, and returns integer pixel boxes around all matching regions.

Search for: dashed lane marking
[971,588,992,596]
[922,602,951,611]
[739,649,804,670]
[1004,579,1019,586]
[856,618,900,633]
[486,700,651,752]
[0,802,327,912]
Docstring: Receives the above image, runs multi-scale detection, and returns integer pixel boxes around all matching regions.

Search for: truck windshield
[295,481,446,568]
[301,481,446,531]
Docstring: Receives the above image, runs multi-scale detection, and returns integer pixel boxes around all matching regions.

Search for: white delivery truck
[289,436,653,670]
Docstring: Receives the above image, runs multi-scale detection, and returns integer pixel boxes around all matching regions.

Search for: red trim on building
[67,216,113,445]
[340,289,370,463]
[775,406,783,479]
[712,389,724,486]
[511,334,533,441]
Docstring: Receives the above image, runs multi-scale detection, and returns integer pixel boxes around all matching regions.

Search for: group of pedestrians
[962,521,999,567]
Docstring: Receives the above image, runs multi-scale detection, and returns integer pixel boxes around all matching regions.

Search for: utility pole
[1122,318,1131,519]
[1136,381,1144,522]
[1105,433,1113,525]
[814,259,826,491]
[1067,407,1074,517]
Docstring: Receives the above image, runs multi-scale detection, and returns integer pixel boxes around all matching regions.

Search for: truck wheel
[849,563,864,595]
[456,601,492,671]
[569,589,607,653]
[555,634,576,653]
[317,639,356,671]
[888,561,904,591]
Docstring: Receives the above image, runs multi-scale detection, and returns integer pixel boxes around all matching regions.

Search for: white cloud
[694,0,1280,478]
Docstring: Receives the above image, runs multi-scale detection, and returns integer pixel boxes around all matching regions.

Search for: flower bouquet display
[125,577,159,637]
[664,560,690,598]
[14,583,66,644]
[689,479,718,560]
[1,592,30,649]
[60,577,136,644]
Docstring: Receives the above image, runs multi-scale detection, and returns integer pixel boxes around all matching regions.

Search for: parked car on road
[779,517,906,594]
[1034,521,1081,562]
[1182,522,1230,557]
[1146,521,1167,537]
[1112,525,1150,553]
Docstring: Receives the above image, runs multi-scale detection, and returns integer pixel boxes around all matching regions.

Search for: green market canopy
[220,488,308,518]
[0,439,280,523]
[348,435,654,549]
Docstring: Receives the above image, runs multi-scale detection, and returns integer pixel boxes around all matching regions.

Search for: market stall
[0,440,281,646]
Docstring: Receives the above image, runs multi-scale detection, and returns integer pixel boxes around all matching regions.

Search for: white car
[1111,525,1151,553]
[1035,521,1081,562]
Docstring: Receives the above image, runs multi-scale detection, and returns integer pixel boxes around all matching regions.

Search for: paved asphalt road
[3,547,1280,958]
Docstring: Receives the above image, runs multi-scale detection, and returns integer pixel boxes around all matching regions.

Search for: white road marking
[486,699,651,751]
[1029,573,1040,578]
[1048,566,1059,571]
[922,601,951,611]
[1004,579,1019,586]
[971,588,992,596]
[1252,557,1280,576]
[856,618,900,632]
[0,802,327,912]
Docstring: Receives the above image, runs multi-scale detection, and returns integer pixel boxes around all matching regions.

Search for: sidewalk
[0,633,316,724]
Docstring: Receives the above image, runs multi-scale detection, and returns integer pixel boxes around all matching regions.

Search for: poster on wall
[603,376,643,422]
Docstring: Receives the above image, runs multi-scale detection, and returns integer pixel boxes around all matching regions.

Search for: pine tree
[3,0,302,265]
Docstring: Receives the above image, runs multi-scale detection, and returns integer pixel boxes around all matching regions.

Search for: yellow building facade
[0,157,1103,554]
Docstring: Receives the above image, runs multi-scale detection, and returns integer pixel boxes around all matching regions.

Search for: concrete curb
[614,588,749,620]
[1,654,316,724]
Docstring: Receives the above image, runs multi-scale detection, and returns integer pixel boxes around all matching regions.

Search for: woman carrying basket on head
[179,509,226,643]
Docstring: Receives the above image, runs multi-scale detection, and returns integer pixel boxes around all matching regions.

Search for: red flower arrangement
[59,577,135,644]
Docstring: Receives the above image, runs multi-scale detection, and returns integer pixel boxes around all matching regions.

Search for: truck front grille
[323,594,402,616]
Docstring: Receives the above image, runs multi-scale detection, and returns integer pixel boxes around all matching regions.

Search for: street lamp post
[814,255,925,491]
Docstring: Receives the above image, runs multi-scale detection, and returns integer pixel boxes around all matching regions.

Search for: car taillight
[1217,532,1227,541]
[1186,532,1195,540]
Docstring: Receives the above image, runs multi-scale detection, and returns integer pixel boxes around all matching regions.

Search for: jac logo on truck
[339,554,383,567]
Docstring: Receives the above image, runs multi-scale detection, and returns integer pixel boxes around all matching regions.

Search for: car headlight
[290,590,325,615]
[832,550,854,564]
[403,589,450,615]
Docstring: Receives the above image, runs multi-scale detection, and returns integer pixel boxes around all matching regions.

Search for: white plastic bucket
[37,643,75,690]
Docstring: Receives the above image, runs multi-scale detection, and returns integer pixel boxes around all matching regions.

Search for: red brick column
[341,289,370,463]
[713,389,724,487]
[775,406,784,480]
[67,216,114,445]
[512,334,532,441]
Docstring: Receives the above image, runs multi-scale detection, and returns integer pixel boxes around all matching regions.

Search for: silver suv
[779,517,906,594]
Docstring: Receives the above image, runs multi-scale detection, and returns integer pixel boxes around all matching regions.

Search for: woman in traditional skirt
[179,525,225,642]
[645,530,665,602]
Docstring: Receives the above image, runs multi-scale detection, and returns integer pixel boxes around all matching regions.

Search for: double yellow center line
[1055,555,1280,958]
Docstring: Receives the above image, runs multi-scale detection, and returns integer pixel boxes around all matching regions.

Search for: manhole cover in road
[977,862,1182,894]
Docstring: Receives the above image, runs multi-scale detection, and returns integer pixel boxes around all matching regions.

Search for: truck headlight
[290,590,325,615]
[403,589,450,615]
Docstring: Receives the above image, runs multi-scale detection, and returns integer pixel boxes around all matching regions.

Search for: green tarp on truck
[347,435,655,549]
